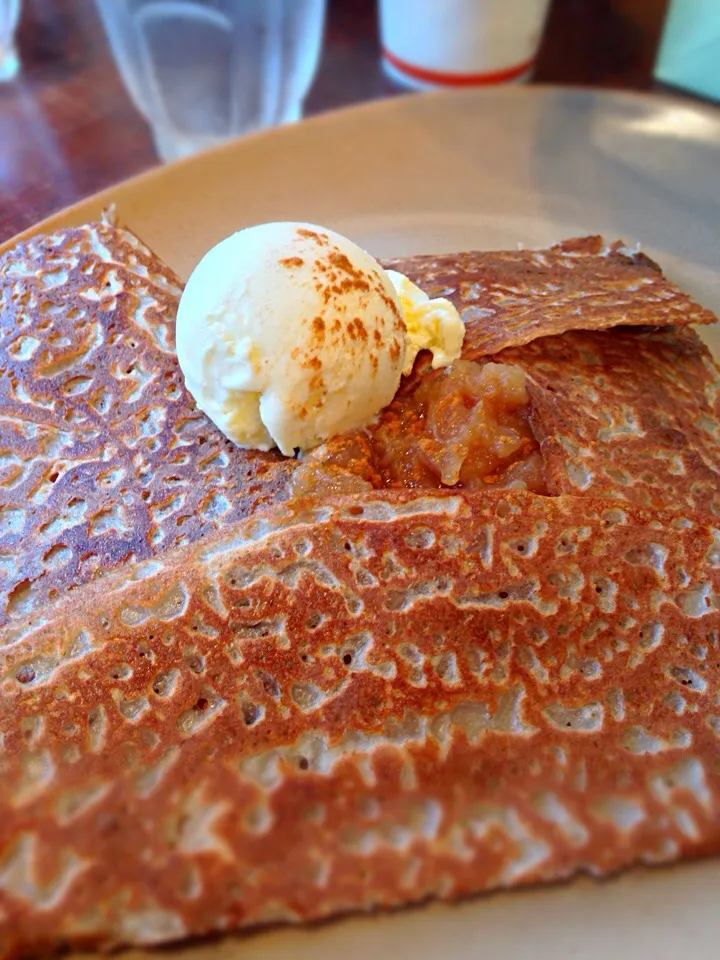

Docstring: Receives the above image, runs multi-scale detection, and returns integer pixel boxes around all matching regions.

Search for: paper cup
[380,0,552,89]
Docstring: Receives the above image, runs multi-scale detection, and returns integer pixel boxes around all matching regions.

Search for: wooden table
[0,0,692,242]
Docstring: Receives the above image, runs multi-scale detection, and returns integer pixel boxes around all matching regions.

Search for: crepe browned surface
[1,225,718,634]
[0,491,719,954]
[383,235,716,358]
[0,224,293,631]
[500,325,720,515]
[1,224,720,953]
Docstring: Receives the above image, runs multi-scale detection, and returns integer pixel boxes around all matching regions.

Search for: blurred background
[0,0,716,241]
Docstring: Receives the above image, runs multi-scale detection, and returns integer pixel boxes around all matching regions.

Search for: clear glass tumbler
[94,0,327,163]
[0,0,21,82]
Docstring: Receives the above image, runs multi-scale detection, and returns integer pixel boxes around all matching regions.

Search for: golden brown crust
[1,225,720,954]
[1,227,714,629]
[1,491,720,953]
[0,224,292,628]
[382,237,716,358]
[499,325,720,514]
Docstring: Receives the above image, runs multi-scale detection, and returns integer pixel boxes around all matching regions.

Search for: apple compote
[291,358,547,496]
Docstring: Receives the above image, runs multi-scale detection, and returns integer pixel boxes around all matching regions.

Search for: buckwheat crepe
[0,224,718,955]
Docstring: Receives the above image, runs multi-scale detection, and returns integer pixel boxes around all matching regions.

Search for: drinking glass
[94,0,327,163]
[0,0,21,82]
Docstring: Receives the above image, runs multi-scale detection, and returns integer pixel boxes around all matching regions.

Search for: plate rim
[3,84,720,255]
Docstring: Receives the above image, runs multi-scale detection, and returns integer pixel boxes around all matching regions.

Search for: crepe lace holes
[185,653,205,674]
[348,505,364,517]
[109,663,132,681]
[293,538,312,557]
[405,527,435,550]
[152,669,179,698]
[306,612,323,630]
[19,717,42,745]
[298,757,309,771]
[602,509,628,527]
[242,702,262,726]
[556,535,575,556]
[498,591,509,600]
[7,578,33,618]
[508,535,536,557]
[15,665,35,685]
[195,697,209,712]
[671,666,706,692]
[342,653,353,666]
[496,501,511,519]
[87,706,105,743]
[136,643,154,661]
[257,669,280,699]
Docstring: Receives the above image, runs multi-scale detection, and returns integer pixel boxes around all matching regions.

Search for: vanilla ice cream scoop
[176,222,464,455]
[387,271,466,376]
[176,222,408,456]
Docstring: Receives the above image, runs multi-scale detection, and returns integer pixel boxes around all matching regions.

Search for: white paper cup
[380,0,552,90]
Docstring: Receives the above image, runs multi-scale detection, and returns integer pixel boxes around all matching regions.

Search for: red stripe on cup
[382,47,536,86]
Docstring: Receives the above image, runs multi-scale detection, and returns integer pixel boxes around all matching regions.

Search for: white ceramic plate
[4,85,720,959]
